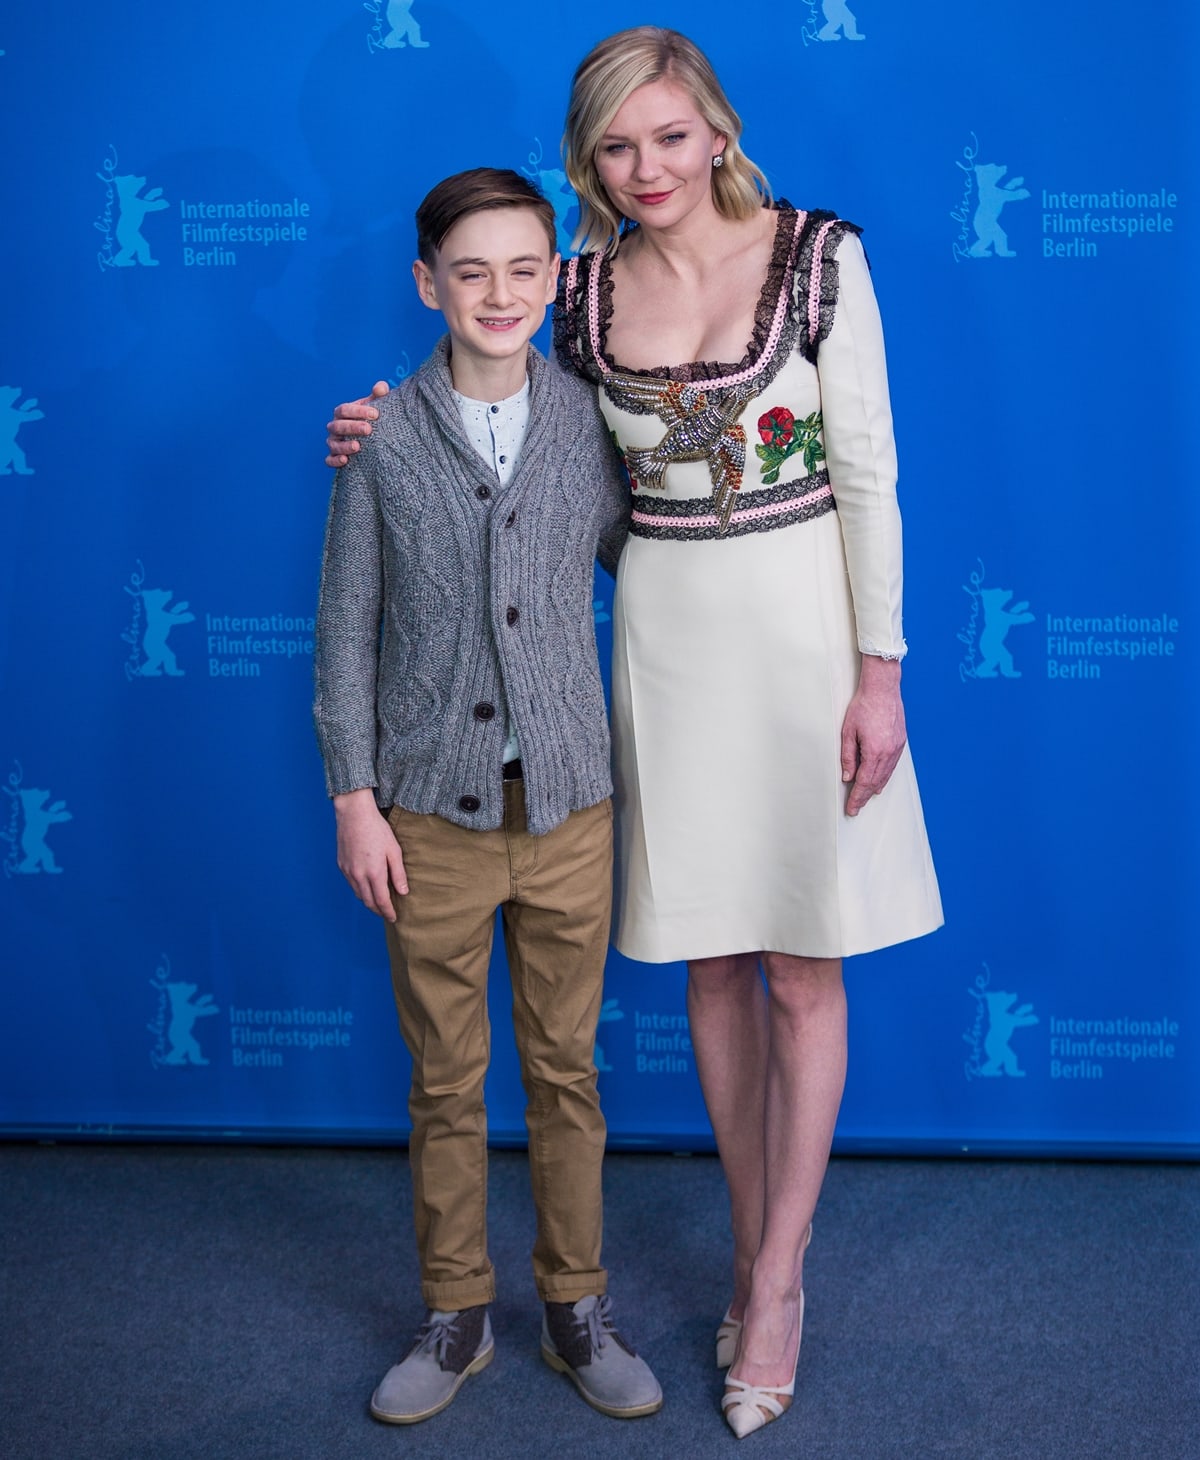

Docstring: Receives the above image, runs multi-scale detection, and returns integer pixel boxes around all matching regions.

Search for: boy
[313,169,658,1425]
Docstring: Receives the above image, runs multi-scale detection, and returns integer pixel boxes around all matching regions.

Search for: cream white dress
[557,206,943,963]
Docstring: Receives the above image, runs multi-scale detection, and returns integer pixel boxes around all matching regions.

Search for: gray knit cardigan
[313,339,629,836]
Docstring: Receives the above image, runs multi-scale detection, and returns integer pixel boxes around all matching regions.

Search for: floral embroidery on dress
[755,407,825,485]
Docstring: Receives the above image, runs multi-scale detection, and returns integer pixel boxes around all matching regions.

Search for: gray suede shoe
[370,1306,494,1424]
[541,1295,663,1418]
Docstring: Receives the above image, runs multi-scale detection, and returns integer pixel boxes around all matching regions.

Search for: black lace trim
[603,204,801,384]
[630,493,836,543]
[552,266,592,383]
[629,467,836,542]
[553,203,864,384]
[630,467,827,517]
[555,203,802,390]
[791,211,863,365]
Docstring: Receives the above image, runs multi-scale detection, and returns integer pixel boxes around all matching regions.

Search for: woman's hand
[333,788,408,920]
[325,381,389,468]
[840,655,906,817]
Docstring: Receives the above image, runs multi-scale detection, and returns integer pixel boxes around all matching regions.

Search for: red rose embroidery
[758,406,795,447]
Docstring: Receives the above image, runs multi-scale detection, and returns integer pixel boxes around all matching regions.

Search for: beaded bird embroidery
[605,376,758,531]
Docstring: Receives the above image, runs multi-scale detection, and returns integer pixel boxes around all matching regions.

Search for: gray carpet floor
[1,1144,1197,1459]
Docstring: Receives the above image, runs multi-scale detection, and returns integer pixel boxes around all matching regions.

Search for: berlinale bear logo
[816,0,865,40]
[164,981,220,1065]
[137,588,195,677]
[0,388,43,476]
[802,0,866,44]
[95,147,170,271]
[969,163,1030,258]
[964,965,1040,1080]
[148,956,221,1069]
[366,0,430,51]
[523,140,579,257]
[958,561,1035,682]
[1,763,72,878]
[975,588,1035,678]
[122,563,195,680]
[951,136,1030,262]
[113,174,170,267]
[595,997,623,1074]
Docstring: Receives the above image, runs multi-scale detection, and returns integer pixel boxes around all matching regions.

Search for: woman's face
[593,77,726,234]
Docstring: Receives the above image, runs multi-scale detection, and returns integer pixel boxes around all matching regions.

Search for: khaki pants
[384,782,612,1310]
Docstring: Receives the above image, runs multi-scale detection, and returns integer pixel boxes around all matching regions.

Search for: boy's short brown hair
[415,168,558,265]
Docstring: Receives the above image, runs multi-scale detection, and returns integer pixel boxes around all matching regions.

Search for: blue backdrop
[1,2,1195,1155]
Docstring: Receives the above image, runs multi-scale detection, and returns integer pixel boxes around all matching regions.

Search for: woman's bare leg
[686,953,769,1319]
[728,953,847,1394]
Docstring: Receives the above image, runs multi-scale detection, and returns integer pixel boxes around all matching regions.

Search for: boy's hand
[333,788,408,920]
[325,382,389,468]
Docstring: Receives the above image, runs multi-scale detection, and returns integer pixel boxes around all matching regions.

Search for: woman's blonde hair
[563,27,771,256]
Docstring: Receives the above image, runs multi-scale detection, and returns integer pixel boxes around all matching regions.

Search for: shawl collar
[411,337,558,498]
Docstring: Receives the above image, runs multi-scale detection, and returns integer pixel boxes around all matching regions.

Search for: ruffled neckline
[593,203,801,385]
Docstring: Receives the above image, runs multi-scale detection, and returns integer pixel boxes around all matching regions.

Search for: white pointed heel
[716,1220,811,1370]
[715,1308,742,1370]
[721,1290,804,1440]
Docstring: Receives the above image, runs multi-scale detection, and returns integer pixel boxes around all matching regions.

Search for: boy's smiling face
[413,207,559,396]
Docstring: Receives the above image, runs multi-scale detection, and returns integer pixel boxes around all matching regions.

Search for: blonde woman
[327,27,942,1438]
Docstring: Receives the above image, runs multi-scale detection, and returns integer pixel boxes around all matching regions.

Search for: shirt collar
[452,378,531,416]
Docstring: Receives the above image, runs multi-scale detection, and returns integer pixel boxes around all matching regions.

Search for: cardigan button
[475,484,491,500]
[505,607,519,627]
[473,702,496,721]
[505,511,516,528]
[458,795,481,813]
